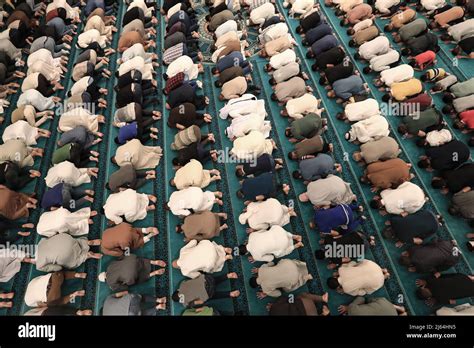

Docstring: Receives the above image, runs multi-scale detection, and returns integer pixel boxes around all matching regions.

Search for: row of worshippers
[162,0,244,317]
[255,0,473,315]
[260,1,390,316]
[169,0,321,315]
[392,0,474,256]
[21,0,167,317]
[99,0,171,316]
[332,0,474,313]
[0,0,111,313]
[0,0,54,310]
[18,0,121,315]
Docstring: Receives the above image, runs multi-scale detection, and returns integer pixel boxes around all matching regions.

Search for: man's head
[416,287,432,300]
[238,244,248,255]
[293,170,303,180]
[370,198,384,210]
[431,177,446,189]
[235,167,246,178]
[397,123,408,135]
[172,290,180,302]
[315,249,326,260]
[417,158,431,169]
[236,189,245,199]
[399,255,411,267]
[249,276,259,288]
[326,277,340,290]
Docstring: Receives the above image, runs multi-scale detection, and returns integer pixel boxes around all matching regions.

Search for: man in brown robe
[101,222,158,256]
[361,158,412,191]
[0,186,37,220]
[176,211,228,242]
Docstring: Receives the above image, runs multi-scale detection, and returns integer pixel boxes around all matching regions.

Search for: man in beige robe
[170,159,221,189]
[113,138,163,170]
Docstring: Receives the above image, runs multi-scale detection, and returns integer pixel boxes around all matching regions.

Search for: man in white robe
[338,98,380,122]
[170,159,221,190]
[226,113,271,140]
[103,189,155,224]
[219,94,266,119]
[2,120,50,146]
[283,93,323,119]
[45,161,97,188]
[17,89,61,111]
[231,130,276,160]
[239,198,294,232]
[167,187,223,217]
[239,226,303,262]
[345,115,390,143]
[328,260,389,296]
[58,107,104,135]
[113,138,163,170]
[165,55,202,80]
[37,207,94,237]
[373,182,426,216]
[172,240,232,278]
[267,48,297,70]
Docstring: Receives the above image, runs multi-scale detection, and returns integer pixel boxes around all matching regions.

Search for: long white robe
[425,129,452,147]
[70,76,92,96]
[338,260,385,296]
[215,20,239,39]
[380,64,414,87]
[115,139,162,169]
[118,56,154,80]
[24,273,52,307]
[46,0,80,19]
[269,48,297,69]
[58,107,99,133]
[103,189,149,224]
[166,55,199,80]
[45,161,91,188]
[177,240,226,278]
[27,61,61,82]
[239,198,291,230]
[0,248,26,282]
[168,187,216,216]
[17,90,55,111]
[128,0,153,18]
[347,115,390,143]
[345,98,380,122]
[259,22,289,45]
[219,94,266,119]
[226,113,271,139]
[286,93,322,119]
[380,182,426,215]
[246,226,295,262]
[2,120,39,145]
[122,43,154,63]
[78,29,107,49]
[27,48,62,69]
[173,159,211,190]
[37,207,91,237]
[231,130,274,160]
[358,36,390,60]
[288,0,314,16]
